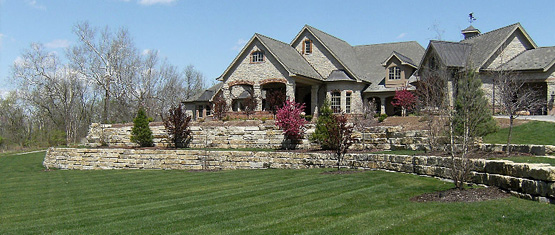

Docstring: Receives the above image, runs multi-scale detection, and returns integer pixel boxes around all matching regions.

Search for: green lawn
[484,121,555,145]
[494,156,555,166]
[1,152,555,234]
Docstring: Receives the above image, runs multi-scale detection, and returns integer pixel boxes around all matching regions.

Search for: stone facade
[45,147,555,203]
[293,34,341,78]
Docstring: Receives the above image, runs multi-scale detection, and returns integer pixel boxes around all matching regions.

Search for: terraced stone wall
[45,148,555,203]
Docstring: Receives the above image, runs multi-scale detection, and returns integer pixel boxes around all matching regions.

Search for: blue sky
[1,0,554,96]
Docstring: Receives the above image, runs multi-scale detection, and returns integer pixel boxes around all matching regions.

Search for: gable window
[303,39,312,54]
[251,50,264,63]
[331,91,341,113]
[345,92,352,113]
[388,66,401,80]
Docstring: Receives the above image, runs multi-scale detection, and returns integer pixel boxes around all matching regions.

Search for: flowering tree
[275,100,307,148]
[391,87,417,116]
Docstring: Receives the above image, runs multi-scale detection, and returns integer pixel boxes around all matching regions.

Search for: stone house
[184,25,424,119]
[419,23,555,114]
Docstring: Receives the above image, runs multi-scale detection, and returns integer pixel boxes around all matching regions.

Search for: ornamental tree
[326,114,355,170]
[131,108,154,147]
[275,100,308,147]
[391,87,417,116]
[266,88,286,115]
[212,94,228,120]
[162,104,192,148]
[310,99,335,149]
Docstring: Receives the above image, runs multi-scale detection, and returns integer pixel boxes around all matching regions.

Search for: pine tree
[131,108,154,147]
[310,99,336,149]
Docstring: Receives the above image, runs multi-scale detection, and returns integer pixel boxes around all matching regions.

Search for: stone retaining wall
[85,122,430,151]
[480,143,555,156]
[45,147,555,203]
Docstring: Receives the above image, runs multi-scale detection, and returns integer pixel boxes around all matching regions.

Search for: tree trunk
[507,116,514,155]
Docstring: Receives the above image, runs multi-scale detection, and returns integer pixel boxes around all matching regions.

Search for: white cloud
[45,39,70,49]
[26,0,46,10]
[396,33,407,39]
[138,0,177,6]
[231,38,248,51]
[14,56,25,66]
[142,49,151,55]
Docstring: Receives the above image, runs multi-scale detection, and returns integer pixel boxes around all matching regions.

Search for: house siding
[325,82,366,114]
[486,31,533,69]
[293,34,342,78]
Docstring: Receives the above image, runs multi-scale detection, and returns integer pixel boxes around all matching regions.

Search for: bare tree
[13,43,91,145]
[492,70,545,154]
[183,65,205,100]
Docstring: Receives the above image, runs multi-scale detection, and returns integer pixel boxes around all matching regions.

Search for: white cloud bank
[0,33,4,49]
[26,0,46,10]
[396,33,407,39]
[231,38,248,51]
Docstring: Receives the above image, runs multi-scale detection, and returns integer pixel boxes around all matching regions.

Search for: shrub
[266,88,286,115]
[242,94,257,118]
[378,114,388,122]
[131,108,154,147]
[391,87,417,117]
[310,99,335,149]
[212,94,228,120]
[162,104,192,148]
[275,100,308,144]
[326,114,355,169]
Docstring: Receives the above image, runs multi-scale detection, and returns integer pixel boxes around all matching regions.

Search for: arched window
[251,50,264,63]
[388,66,401,80]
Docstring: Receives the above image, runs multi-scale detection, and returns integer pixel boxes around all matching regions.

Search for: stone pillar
[253,84,262,111]
[286,81,296,101]
[223,85,232,112]
[548,81,555,115]
[380,96,386,115]
[311,85,319,117]
[447,80,454,107]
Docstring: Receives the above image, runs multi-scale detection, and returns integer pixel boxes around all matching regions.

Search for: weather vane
[468,12,476,24]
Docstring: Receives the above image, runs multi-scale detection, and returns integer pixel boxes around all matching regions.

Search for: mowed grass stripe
[121,174,375,234]
[59,171,346,234]
[3,169,335,232]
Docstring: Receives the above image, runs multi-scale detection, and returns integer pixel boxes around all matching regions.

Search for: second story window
[303,39,312,54]
[389,66,401,80]
[331,91,341,113]
[251,51,264,63]
[345,92,351,113]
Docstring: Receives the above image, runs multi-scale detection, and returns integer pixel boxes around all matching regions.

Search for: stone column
[311,85,319,117]
[547,81,555,115]
[286,81,296,101]
[223,85,232,112]
[253,84,262,111]
[447,80,454,107]
[380,96,386,115]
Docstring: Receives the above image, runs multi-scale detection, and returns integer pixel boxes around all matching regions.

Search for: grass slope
[1,152,555,234]
[483,121,555,145]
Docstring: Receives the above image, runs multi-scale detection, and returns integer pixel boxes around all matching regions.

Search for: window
[303,39,312,54]
[345,92,351,113]
[331,91,341,113]
[196,105,204,118]
[205,104,211,116]
[251,51,264,63]
[388,66,401,80]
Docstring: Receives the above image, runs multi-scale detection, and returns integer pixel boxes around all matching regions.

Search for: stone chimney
[462,25,480,39]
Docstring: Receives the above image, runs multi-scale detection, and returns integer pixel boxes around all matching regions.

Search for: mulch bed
[410,187,511,203]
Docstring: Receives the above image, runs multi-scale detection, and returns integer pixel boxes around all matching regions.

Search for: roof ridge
[305,25,351,45]
[461,22,520,42]
[354,41,419,47]
[255,33,288,45]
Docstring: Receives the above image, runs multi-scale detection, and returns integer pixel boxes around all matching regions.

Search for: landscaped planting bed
[2,151,555,234]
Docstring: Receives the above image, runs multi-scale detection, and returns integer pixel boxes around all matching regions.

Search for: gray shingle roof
[429,40,472,67]
[354,41,425,84]
[497,46,555,71]
[326,70,354,81]
[183,82,223,103]
[256,34,322,80]
[460,23,522,68]
[382,51,418,68]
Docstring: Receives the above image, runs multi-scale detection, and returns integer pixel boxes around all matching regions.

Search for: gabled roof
[256,34,322,79]
[497,46,555,72]
[460,23,537,69]
[354,41,425,84]
[291,25,424,84]
[326,70,354,81]
[382,51,418,68]
[183,82,223,103]
[428,40,472,67]
[218,33,322,82]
